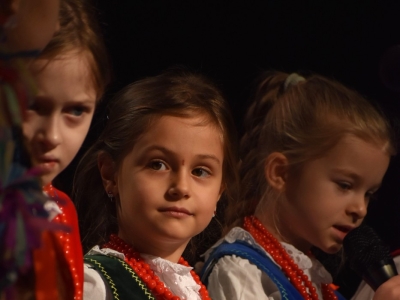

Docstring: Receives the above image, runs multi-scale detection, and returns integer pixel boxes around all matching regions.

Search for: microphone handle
[362,259,398,291]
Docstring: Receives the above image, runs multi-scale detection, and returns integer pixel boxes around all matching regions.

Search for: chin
[41,174,56,186]
[323,243,342,254]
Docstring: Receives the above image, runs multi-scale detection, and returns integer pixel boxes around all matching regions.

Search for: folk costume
[84,234,210,300]
[0,20,83,298]
[201,216,345,300]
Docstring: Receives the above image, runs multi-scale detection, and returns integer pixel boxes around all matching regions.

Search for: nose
[346,193,368,222]
[36,116,62,150]
[167,170,190,200]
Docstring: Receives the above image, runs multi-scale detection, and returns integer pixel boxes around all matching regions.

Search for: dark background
[56,1,400,297]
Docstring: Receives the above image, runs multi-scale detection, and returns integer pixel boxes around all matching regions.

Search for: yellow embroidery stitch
[110,256,156,300]
[86,258,120,300]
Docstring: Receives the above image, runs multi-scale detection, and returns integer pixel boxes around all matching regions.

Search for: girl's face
[111,115,224,261]
[23,51,97,185]
[269,135,390,254]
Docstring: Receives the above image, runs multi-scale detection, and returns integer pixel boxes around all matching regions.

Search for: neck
[118,231,189,263]
[254,208,312,254]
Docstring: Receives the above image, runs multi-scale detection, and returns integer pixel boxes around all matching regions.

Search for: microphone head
[343,223,397,291]
[344,223,391,271]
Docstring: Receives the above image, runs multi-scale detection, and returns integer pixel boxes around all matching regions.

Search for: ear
[264,152,289,192]
[98,151,118,195]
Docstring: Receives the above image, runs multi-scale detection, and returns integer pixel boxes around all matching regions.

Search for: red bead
[102,234,209,299]
[142,274,151,283]
[243,216,338,300]
[154,284,165,295]
[164,290,173,299]
[147,280,156,289]
[137,270,145,277]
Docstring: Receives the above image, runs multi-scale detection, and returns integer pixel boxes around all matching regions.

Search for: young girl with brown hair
[0,0,60,297]
[201,71,400,299]
[4,0,110,298]
[74,69,239,300]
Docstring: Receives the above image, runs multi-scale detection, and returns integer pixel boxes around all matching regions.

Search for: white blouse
[83,246,202,300]
[204,227,333,300]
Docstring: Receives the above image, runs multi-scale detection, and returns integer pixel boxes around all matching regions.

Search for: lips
[159,206,193,216]
[333,225,354,234]
[34,156,59,174]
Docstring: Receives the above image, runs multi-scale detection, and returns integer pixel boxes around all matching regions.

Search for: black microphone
[343,223,398,291]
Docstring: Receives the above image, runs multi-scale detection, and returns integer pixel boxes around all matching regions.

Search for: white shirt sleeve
[83,263,110,300]
[207,255,281,300]
[351,280,374,300]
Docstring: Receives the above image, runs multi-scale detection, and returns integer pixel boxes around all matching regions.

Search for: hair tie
[284,73,306,91]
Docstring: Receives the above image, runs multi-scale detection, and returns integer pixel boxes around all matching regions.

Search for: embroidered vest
[84,255,156,300]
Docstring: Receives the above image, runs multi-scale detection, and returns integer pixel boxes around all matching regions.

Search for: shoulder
[204,227,263,259]
[83,250,121,300]
[84,262,109,300]
[203,230,281,300]
[84,251,156,300]
[208,255,278,300]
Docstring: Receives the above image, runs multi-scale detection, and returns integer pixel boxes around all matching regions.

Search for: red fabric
[34,184,83,300]
[391,248,400,258]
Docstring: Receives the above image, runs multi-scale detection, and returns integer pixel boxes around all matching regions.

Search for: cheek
[61,129,88,164]
[22,112,38,141]
[202,185,223,210]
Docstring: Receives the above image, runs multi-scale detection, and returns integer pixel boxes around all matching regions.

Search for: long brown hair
[73,68,239,255]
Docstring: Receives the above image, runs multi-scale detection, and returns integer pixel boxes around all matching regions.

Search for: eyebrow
[65,99,96,105]
[144,145,221,165]
[332,168,361,180]
[34,96,96,105]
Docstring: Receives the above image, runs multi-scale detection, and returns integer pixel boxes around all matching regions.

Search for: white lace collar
[88,246,201,300]
[204,227,332,285]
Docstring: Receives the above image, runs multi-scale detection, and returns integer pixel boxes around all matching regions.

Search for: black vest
[84,255,156,300]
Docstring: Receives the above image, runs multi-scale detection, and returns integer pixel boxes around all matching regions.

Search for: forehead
[30,52,97,104]
[133,114,223,151]
[305,134,390,182]
[150,114,221,138]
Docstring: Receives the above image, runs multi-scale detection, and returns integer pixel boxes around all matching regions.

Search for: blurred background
[55,1,400,297]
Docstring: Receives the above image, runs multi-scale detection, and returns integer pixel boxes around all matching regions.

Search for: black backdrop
[55,1,400,297]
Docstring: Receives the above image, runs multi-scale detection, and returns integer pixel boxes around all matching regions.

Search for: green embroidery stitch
[86,258,120,300]
[109,256,156,300]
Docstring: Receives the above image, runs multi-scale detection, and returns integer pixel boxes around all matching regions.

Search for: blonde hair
[225,71,395,231]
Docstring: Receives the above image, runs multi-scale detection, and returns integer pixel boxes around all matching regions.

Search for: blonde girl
[202,71,400,300]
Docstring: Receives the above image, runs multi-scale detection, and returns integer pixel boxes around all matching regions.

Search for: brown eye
[192,168,210,178]
[149,160,167,170]
[337,181,351,190]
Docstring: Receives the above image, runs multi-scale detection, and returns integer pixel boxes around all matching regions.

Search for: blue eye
[192,168,210,178]
[67,106,86,116]
[149,161,167,171]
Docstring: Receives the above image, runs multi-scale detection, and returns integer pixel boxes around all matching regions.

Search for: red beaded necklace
[103,234,210,300]
[243,216,338,300]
